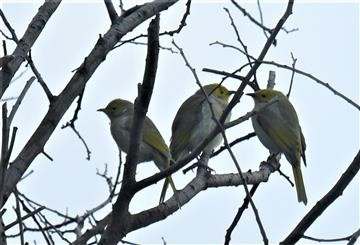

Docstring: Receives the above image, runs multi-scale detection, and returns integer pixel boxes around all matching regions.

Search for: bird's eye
[261,94,266,98]
[111,107,116,110]
[220,90,224,94]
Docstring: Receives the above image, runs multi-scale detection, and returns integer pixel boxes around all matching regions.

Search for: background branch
[281,149,360,244]
[1,0,179,209]
[0,1,61,98]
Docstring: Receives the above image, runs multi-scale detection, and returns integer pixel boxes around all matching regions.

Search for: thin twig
[210,40,360,111]
[212,132,256,157]
[231,0,272,33]
[202,67,257,90]
[13,189,25,245]
[287,52,297,97]
[119,0,125,14]
[19,198,52,245]
[162,0,191,36]
[223,7,258,88]
[225,184,259,244]
[303,228,360,244]
[61,89,92,160]
[8,76,35,126]
[231,0,298,36]
[1,10,53,100]
[5,206,45,230]
[27,52,54,101]
[114,0,190,49]
[256,0,269,39]
[260,60,360,110]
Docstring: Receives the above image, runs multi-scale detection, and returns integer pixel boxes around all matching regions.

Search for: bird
[170,83,233,162]
[98,99,176,204]
[247,89,307,205]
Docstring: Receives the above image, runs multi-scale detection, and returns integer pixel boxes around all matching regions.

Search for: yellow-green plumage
[170,84,233,161]
[248,89,307,205]
[98,99,176,204]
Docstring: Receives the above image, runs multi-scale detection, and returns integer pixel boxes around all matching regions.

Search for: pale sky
[1,1,359,244]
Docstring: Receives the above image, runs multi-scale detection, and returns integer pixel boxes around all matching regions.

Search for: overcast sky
[1,1,359,244]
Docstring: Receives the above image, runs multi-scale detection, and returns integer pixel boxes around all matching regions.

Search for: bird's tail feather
[159,176,177,204]
[292,165,307,205]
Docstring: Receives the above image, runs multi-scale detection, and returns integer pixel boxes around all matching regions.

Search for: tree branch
[225,184,259,245]
[99,14,161,245]
[104,0,118,23]
[2,0,179,209]
[0,1,61,98]
[281,149,360,244]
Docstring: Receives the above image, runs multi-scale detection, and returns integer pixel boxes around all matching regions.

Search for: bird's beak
[228,90,236,95]
[97,108,105,112]
[246,92,255,98]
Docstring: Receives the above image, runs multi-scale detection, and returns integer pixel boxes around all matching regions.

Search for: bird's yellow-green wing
[143,116,170,159]
[300,126,307,166]
[256,105,302,166]
[170,94,203,161]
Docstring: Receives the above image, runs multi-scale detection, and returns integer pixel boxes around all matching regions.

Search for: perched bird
[170,83,233,162]
[98,99,176,204]
[247,89,307,205]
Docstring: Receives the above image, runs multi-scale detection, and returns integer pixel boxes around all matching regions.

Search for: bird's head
[247,89,284,104]
[98,99,133,119]
[201,83,235,103]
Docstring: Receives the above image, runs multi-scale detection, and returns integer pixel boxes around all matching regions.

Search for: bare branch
[256,0,269,39]
[287,52,297,97]
[114,0,190,49]
[61,89,91,160]
[231,0,272,34]
[5,207,45,231]
[161,0,191,36]
[104,0,118,23]
[281,149,360,244]
[13,190,25,245]
[26,52,54,101]
[231,0,298,39]
[8,76,35,126]
[225,184,259,245]
[223,7,259,89]
[303,229,360,243]
[2,0,179,208]
[258,60,360,111]
[209,41,360,111]
[0,1,62,98]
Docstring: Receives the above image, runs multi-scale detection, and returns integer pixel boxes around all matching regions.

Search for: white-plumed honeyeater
[248,89,307,205]
[98,99,176,204]
[170,83,234,162]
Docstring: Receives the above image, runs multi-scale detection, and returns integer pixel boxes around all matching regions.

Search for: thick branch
[99,15,161,245]
[281,149,360,244]
[2,0,178,208]
[128,159,278,238]
[0,1,61,98]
